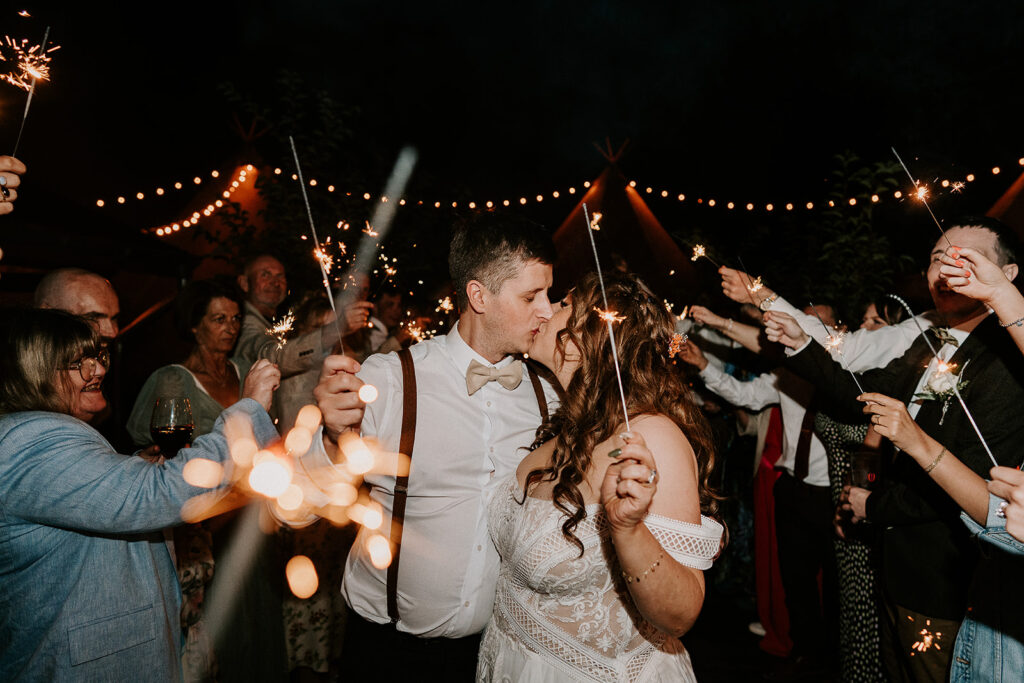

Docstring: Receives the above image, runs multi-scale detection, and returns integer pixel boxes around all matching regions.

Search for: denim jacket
[951,494,1024,683]
[0,399,277,682]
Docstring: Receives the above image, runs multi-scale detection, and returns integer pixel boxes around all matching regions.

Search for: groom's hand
[314,355,366,453]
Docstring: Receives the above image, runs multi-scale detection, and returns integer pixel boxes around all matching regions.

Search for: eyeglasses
[68,349,111,382]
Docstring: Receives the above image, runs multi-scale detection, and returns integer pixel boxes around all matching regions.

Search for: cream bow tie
[466,359,523,395]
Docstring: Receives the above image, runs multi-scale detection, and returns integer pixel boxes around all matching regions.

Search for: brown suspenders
[385,350,548,624]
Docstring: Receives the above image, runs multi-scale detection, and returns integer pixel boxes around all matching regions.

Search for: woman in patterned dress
[477,272,724,682]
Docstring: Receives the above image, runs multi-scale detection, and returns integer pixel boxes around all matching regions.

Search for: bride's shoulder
[631,414,694,452]
[514,439,556,489]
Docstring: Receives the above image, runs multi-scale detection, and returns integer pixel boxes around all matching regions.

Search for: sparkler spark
[891,148,952,250]
[265,312,295,349]
[679,305,689,322]
[314,246,333,274]
[595,307,626,324]
[824,331,846,353]
[747,276,764,294]
[951,181,965,193]
[435,296,454,314]
[589,211,602,231]
[363,220,379,237]
[691,245,705,261]
[0,34,58,91]
[907,616,942,655]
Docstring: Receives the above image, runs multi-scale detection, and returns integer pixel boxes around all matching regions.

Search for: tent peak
[593,137,630,165]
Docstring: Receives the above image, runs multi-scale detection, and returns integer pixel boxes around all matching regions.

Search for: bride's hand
[601,432,659,532]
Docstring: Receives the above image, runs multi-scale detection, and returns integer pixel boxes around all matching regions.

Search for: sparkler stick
[891,147,953,252]
[10,27,51,157]
[289,136,347,343]
[807,301,866,394]
[886,294,998,467]
[583,202,631,433]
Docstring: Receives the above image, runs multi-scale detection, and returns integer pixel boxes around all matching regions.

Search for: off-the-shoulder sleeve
[643,513,724,570]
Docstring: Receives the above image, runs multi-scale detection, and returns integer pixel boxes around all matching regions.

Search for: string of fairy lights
[91,157,1024,239]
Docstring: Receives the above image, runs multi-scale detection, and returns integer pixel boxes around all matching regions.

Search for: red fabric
[754,406,793,657]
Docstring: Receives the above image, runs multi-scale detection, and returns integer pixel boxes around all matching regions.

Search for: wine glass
[150,398,194,458]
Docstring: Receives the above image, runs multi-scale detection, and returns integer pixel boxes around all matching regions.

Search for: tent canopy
[552,154,697,302]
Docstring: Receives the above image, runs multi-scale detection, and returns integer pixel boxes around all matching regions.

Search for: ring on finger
[997,500,1009,519]
[646,468,657,485]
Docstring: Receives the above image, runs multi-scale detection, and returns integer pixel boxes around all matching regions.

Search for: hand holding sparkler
[601,431,660,533]
[938,246,1022,314]
[988,467,1024,543]
[763,310,810,349]
[719,266,773,306]
[241,359,282,413]
[688,305,728,330]
[312,355,367,455]
[675,337,709,371]
[0,155,24,214]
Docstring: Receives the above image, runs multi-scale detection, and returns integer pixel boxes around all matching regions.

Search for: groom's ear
[466,280,487,314]
[1003,262,1019,283]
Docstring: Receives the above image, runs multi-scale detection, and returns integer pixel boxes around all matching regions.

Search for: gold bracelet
[924,447,948,474]
[621,552,664,584]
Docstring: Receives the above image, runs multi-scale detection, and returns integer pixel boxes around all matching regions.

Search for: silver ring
[646,468,657,485]
[997,500,1009,519]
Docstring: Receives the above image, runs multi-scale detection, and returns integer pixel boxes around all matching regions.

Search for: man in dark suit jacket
[764,217,1024,682]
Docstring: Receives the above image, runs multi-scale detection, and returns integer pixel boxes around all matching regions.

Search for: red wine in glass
[150,398,194,458]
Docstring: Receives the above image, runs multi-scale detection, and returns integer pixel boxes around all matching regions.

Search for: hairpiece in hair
[668,332,687,358]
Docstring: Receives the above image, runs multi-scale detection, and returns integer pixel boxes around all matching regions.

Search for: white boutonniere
[914,359,970,425]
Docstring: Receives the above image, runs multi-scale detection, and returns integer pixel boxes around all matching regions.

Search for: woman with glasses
[0,307,280,681]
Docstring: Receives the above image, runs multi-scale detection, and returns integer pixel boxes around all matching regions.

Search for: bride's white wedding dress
[478,477,724,682]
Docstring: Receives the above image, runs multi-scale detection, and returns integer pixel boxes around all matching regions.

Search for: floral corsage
[914,359,969,425]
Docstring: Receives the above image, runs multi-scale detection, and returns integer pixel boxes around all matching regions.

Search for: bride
[478,272,724,682]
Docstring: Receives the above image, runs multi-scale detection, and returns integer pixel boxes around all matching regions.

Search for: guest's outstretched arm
[688,305,763,353]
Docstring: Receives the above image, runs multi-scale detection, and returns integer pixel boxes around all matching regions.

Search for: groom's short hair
[448,212,556,309]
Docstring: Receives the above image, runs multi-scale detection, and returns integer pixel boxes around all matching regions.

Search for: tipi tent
[552,144,697,301]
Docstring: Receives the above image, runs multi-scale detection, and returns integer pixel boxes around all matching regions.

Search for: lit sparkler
[679,305,689,322]
[2,28,59,156]
[907,615,942,655]
[363,220,379,237]
[808,301,865,394]
[886,293,998,467]
[589,211,602,231]
[313,246,333,274]
[747,276,764,294]
[583,202,632,433]
[436,296,454,314]
[891,148,952,250]
[690,244,721,268]
[265,312,295,349]
[595,307,626,324]
[951,181,965,193]
[289,137,347,343]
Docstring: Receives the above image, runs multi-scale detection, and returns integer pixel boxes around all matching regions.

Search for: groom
[312,212,559,680]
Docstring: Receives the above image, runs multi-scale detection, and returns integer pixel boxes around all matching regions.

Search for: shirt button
[486,401,492,407]
[464,601,470,607]
[490,447,495,453]
[477,545,483,551]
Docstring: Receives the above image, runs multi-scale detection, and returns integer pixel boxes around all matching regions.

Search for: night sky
[2,1,1024,272]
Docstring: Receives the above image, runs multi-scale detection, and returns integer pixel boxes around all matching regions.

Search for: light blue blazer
[0,399,278,682]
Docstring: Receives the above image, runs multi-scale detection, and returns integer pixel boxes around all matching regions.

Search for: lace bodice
[478,477,723,682]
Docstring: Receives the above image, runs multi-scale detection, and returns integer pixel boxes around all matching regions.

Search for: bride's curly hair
[524,271,721,554]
